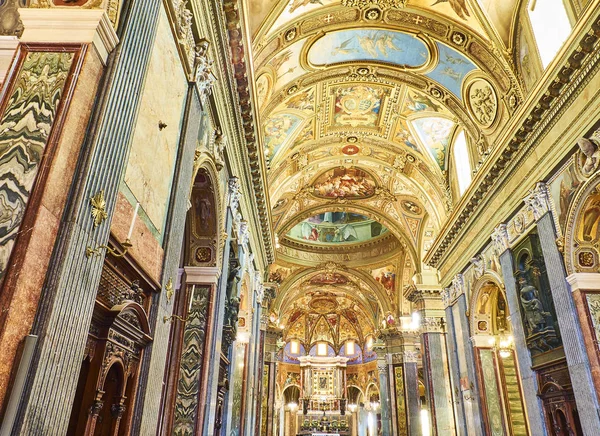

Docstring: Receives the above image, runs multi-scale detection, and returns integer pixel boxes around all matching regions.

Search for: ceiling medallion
[342,0,407,10]
[365,8,382,21]
[342,144,360,155]
[287,85,298,95]
[451,31,466,46]
[284,27,297,42]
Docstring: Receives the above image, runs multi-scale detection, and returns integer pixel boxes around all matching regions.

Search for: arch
[273,266,394,318]
[278,203,418,270]
[563,171,600,275]
[185,161,223,268]
[110,302,151,336]
[469,272,507,336]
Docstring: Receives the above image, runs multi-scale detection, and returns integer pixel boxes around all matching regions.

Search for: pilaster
[402,350,421,436]
[18,9,118,65]
[10,0,161,432]
[530,183,600,432]
[495,226,547,436]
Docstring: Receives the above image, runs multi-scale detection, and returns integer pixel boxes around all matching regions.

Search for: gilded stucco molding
[426,8,600,269]
[221,0,274,264]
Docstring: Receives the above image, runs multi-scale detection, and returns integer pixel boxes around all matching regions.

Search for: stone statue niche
[512,232,562,358]
[222,254,242,350]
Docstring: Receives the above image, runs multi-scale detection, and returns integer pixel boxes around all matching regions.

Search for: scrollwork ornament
[342,0,406,9]
[194,39,216,102]
[228,177,241,213]
[523,182,550,221]
[491,224,509,254]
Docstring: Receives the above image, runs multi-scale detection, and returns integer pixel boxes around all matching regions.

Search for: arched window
[528,0,571,68]
[453,130,471,196]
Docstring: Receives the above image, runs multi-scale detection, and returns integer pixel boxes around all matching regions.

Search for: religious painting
[401,199,423,215]
[425,42,476,98]
[308,29,429,68]
[286,87,315,111]
[576,191,600,245]
[294,120,314,145]
[478,349,504,436]
[310,272,348,285]
[430,0,470,20]
[548,159,584,234]
[312,167,377,198]
[286,212,387,244]
[402,89,444,115]
[331,85,386,128]
[255,73,272,111]
[190,170,216,237]
[263,113,303,161]
[268,0,336,35]
[268,264,292,283]
[393,118,421,153]
[410,116,455,171]
[372,265,396,299]
[268,39,306,90]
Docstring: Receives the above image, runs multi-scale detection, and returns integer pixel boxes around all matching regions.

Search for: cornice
[195,0,274,265]
[426,8,600,269]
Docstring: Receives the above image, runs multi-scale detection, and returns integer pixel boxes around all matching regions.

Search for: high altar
[296,356,350,435]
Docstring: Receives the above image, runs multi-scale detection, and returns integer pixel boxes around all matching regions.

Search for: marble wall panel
[124,5,187,237]
[0,50,73,283]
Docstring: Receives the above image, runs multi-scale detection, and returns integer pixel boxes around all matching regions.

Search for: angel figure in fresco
[331,38,358,56]
[582,200,600,242]
[431,0,470,20]
[269,49,292,72]
[439,66,463,83]
[289,0,323,13]
[406,92,441,113]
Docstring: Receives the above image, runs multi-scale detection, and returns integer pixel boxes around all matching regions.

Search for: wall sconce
[86,238,133,258]
[163,314,188,324]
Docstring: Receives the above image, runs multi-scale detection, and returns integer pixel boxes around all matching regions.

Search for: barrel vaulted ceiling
[245,0,522,337]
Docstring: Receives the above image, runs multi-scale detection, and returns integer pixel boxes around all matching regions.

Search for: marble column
[566,273,600,398]
[405,285,454,435]
[531,188,600,432]
[443,299,466,436]
[402,351,422,436]
[201,201,235,435]
[10,4,159,434]
[493,224,547,435]
[446,292,484,436]
[137,72,208,434]
[376,356,392,436]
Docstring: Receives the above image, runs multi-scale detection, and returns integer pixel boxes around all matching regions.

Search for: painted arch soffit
[273,266,393,319]
[249,0,493,44]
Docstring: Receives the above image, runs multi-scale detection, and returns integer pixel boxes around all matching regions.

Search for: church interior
[1,0,600,435]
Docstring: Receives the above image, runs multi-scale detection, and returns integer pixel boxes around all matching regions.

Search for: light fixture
[498,335,513,359]
[287,402,298,411]
[348,403,357,413]
[366,336,373,350]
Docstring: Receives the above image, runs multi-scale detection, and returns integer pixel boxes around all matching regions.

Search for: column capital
[18,9,118,65]
[523,181,551,221]
[403,350,419,364]
[183,266,220,285]
[566,273,600,292]
[491,223,509,255]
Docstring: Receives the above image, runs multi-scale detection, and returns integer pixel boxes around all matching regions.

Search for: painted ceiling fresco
[286,212,388,245]
[308,29,429,68]
[249,0,521,345]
